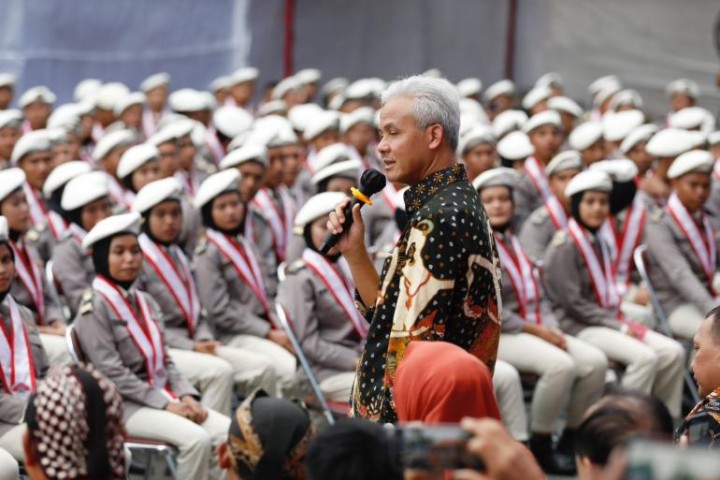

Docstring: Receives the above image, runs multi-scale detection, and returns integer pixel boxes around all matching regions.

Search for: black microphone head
[359,168,387,196]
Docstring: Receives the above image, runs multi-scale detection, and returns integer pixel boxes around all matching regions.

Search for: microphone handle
[319,198,363,255]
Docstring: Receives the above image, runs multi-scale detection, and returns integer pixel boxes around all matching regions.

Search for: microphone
[320,168,387,255]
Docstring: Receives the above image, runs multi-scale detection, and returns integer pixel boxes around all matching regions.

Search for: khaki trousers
[39,333,71,366]
[0,424,24,461]
[227,335,297,394]
[0,448,17,480]
[216,345,279,397]
[668,303,705,340]
[493,360,529,442]
[498,333,607,432]
[125,405,230,480]
[576,327,685,417]
[319,372,356,403]
[169,349,234,416]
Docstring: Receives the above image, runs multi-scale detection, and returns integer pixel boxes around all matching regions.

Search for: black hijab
[200,190,245,237]
[91,232,138,290]
[141,199,182,247]
[0,240,13,303]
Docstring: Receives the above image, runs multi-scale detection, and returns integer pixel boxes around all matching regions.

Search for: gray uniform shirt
[51,232,94,317]
[518,205,558,264]
[247,204,279,298]
[178,194,202,259]
[9,239,63,325]
[514,175,544,226]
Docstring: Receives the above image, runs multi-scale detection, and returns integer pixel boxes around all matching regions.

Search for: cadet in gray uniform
[74,213,230,480]
[278,192,364,402]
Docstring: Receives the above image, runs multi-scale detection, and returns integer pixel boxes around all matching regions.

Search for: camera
[390,424,485,472]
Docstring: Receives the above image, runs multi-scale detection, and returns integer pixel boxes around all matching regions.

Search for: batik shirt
[675,386,720,448]
[352,164,502,423]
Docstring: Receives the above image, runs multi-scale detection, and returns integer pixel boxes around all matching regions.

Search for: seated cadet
[93,129,136,210]
[493,359,530,443]
[646,150,720,339]
[10,130,53,229]
[0,217,50,463]
[172,119,215,198]
[133,178,277,402]
[193,170,297,394]
[568,122,605,167]
[458,126,498,181]
[0,169,68,365]
[519,150,583,263]
[116,143,161,207]
[475,168,607,474]
[643,128,695,208]
[543,170,685,418]
[74,213,230,479]
[278,192,365,402]
[51,171,111,316]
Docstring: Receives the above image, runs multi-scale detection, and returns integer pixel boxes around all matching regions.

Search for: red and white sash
[23,182,48,228]
[92,276,176,399]
[9,240,45,324]
[714,160,720,182]
[667,193,717,291]
[524,156,552,202]
[567,219,619,310]
[205,229,274,322]
[205,127,225,165]
[174,170,199,198]
[599,198,647,296]
[302,249,368,338]
[139,234,200,338]
[251,188,294,261]
[68,223,87,245]
[0,296,37,397]
[47,211,69,241]
[106,174,131,210]
[493,232,542,324]
[544,195,568,230]
[142,109,161,139]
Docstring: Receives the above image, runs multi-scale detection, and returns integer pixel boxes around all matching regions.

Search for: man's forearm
[345,249,380,308]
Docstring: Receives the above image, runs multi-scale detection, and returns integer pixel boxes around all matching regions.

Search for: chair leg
[165,451,177,479]
[144,451,152,480]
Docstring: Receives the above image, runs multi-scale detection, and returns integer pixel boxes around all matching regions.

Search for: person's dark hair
[608,180,637,215]
[705,305,720,343]
[305,419,403,480]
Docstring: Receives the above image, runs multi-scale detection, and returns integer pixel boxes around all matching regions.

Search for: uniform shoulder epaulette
[59,229,74,241]
[79,288,94,315]
[530,208,549,225]
[650,208,664,224]
[286,259,306,275]
[194,237,208,256]
[25,228,40,242]
[552,230,568,246]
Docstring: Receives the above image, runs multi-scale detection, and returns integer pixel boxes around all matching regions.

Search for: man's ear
[426,124,444,150]
[217,441,232,470]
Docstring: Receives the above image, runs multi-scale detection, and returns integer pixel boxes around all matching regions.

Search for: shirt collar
[403,164,467,215]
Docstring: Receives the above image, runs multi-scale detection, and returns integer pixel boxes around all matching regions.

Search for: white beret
[95,82,130,110]
[231,67,259,85]
[548,96,583,118]
[73,78,102,102]
[665,78,699,98]
[521,85,552,110]
[456,78,482,98]
[61,171,110,211]
[272,76,303,101]
[344,79,377,100]
[459,112,482,138]
[47,104,83,131]
[303,111,340,141]
[314,143,352,172]
[43,161,92,198]
[226,131,249,152]
[535,72,563,89]
[82,212,141,249]
[220,143,268,169]
[213,106,254,139]
[320,78,349,99]
[492,110,528,138]
[257,100,287,118]
[140,72,170,93]
[483,79,515,103]
[209,75,233,92]
[19,86,56,108]
[266,125,299,148]
[94,129,136,161]
[117,144,160,179]
[0,109,23,130]
[609,89,643,111]
[569,122,603,151]
[295,68,322,85]
[161,118,196,140]
[0,216,7,242]
[0,73,17,89]
[287,103,324,132]
[472,167,519,191]
[132,177,182,214]
[11,129,52,164]
[459,98,490,126]
[546,150,583,176]
[147,126,179,148]
[594,83,621,107]
[311,159,362,185]
[194,169,240,208]
[169,88,208,112]
[689,131,707,149]
[114,91,146,116]
[340,107,375,133]
[708,131,720,146]
[667,150,713,180]
[590,159,638,182]
[522,110,561,134]
[294,191,348,228]
[588,75,621,97]
[458,125,496,155]
[602,110,645,142]
[0,168,26,202]
[645,128,694,158]
[362,77,387,97]
[497,131,534,161]
[668,106,715,133]
[620,124,658,153]
[565,170,612,197]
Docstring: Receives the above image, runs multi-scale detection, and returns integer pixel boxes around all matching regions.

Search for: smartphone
[392,424,485,472]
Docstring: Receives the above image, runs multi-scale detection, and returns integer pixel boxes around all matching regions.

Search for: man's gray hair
[381,75,461,151]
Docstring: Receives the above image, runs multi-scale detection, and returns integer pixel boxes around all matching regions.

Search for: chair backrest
[65,323,86,364]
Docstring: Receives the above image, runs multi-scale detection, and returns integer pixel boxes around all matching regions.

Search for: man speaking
[327,75,502,423]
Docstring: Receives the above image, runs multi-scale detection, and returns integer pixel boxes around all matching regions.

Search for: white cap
[483,80,515,103]
[311,159,362,185]
[521,85,552,110]
[0,109,23,130]
[47,104,83,131]
[314,143,352,172]
[94,129,136,161]
[645,128,694,158]
[11,129,52,164]
[209,75,233,93]
[82,212,141,250]
[295,68,322,85]
[303,111,339,141]
[609,89,643,111]
[132,177,182,214]
[272,76,303,101]
[294,191,347,228]
[0,168,26,202]
[602,110,645,142]
[522,110,561,134]
[161,118,196,140]
[620,124,658,153]
[472,167,519,191]
[257,100,287,118]
[459,98,490,127]
[0,216,7,242]
[194,169,240,208]
[320,78,349,99]
[340,107,375,133]
[547,96,583,118]
[590,159,638,182]
[169,88,209,112]
[231,67,259,85]
[95,82,130,111]
[665,79,699,98]
[588,75,621,98]
[266,124,299,148]
[213,106,254,138]
[62,172,109,211]
[546,150,583,176]
[287,103,324,132]
[117,144,160,179]
[594,83,621,107]
[344,79,376,101]
[220,143,268,169]
[456,78,482,98]
[535,72,563,89]
[668,106,715,133]
[140,73,170,93]
[565,170,612,197]
[73,79,102,102]
[19,86,56,108]
[492,110,527,138]
[458,126,496,155]
[569,122,603,151]
[113,91,146,116]
[148,125,180,147]
[689,131,707,149]
[43,161,92,198]
[0,73,17,89]
[667,150,714,180]
[708,131,720,146]
[497,131,534,161]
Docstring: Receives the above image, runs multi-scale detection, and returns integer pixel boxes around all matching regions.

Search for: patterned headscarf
[228,389,314,480]
[25,364,126,480]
